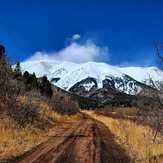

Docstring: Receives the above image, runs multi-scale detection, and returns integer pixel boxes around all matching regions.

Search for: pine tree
[31,73,38,89]
[40,76,53,98]
[22,71,32,90]
[14,62,22,78]
[23,71,30,84]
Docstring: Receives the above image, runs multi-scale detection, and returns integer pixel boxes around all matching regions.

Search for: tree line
[13,62,53,98]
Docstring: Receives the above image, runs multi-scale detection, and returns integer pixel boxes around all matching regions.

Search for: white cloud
[72,34,81,40]
[29,39,109,63]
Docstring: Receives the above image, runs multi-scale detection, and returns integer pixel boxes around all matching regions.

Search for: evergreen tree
[31,73,38,89]
[40,76,53,98]
[23,71,30,84]
[14,62,22,78]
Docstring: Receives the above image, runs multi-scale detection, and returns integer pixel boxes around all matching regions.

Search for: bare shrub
[0,54,21,114]
[51,90,79,115]
[10,102,39,127]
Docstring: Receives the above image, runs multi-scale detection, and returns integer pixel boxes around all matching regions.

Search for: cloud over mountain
[28,36,109,63]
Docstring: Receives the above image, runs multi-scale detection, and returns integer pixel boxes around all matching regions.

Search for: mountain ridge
[20,59,163,96]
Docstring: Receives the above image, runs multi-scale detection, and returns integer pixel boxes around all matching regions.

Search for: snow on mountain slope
[21,60,78,79]
[56,62,124,90]
[20,59,163,95]
[120,67,163,89]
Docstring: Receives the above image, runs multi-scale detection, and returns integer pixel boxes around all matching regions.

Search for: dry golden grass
[84,110,163,163]
[17,95,81,123]
[38,100,81,122]
[0,96,81,160]
[0,114,47,159]
[111,107,139,117]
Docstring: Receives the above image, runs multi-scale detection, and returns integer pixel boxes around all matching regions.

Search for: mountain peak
[20,59,163,95]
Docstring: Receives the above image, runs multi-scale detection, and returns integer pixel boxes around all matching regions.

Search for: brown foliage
[50,90,79,115]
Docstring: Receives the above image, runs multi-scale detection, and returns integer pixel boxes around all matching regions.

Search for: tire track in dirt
[13,121,84,163]
[11,114,131,163]
[57,119,102,163]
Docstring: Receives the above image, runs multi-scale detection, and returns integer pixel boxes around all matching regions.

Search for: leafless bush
[0,56,21,110]
[10,102,39,127]
[139,44,163,142]
[51,91,79,115]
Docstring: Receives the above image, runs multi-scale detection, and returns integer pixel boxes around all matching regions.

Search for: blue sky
[0,0,163,66]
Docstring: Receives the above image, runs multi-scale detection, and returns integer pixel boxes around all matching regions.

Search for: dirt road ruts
[11,116,130,163]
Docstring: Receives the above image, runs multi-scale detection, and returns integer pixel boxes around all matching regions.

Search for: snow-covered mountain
[20,59,163,95]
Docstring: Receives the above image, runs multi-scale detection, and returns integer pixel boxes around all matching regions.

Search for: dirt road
[12,115,130,163]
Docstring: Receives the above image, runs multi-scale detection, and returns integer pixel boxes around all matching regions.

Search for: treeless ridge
[9,115,130,163]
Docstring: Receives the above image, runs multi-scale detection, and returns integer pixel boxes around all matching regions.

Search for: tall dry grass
[0,95,81,160]
[18,95,81,122]
[0,114,47,159]
[84,110,163,163]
